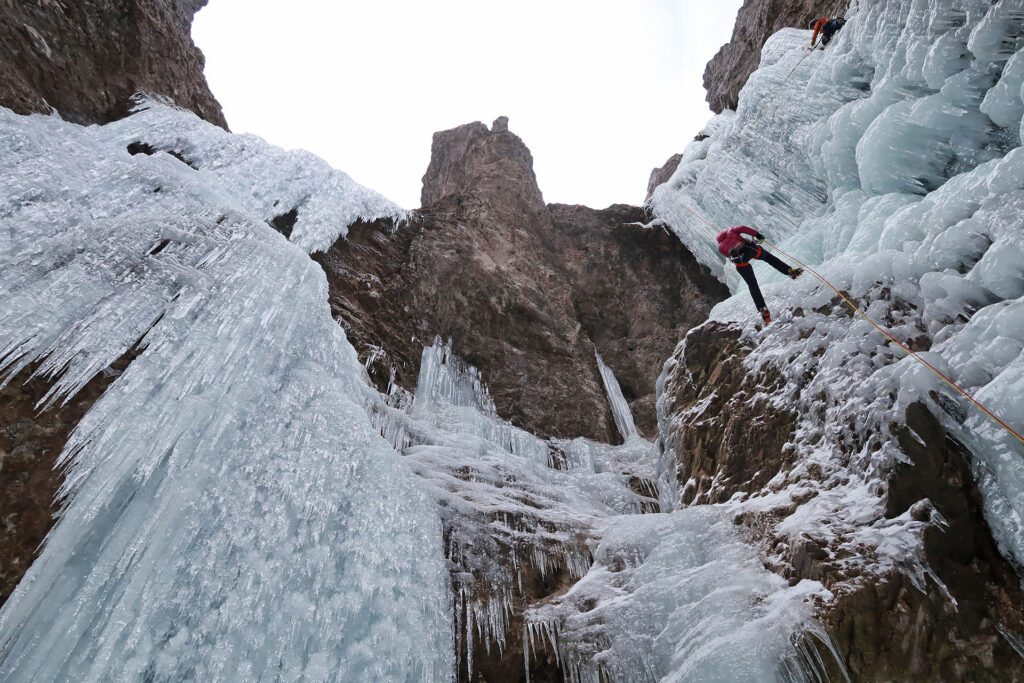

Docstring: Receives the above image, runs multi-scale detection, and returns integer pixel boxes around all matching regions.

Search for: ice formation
[0,100,451,681]
[525,508,840,683]
[374,342,842,681]
[107,95,406,253]
[595,352,640,442]
[648,0,1024,604]
[366,339,660,678]
[4,0,1024,676]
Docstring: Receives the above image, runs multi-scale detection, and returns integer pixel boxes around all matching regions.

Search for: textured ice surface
[526,508,839,683]
[366,340,660,678]
[374,346,840,680]
[650,0,1024,571]
[105,96,406,253]
[0,103,451,681]
[389,342,843,681]
[596,352,640,442]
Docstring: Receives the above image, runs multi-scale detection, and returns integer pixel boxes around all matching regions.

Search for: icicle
[523,621,533,683]
[595,351,640,443]
[997,624,1024,660]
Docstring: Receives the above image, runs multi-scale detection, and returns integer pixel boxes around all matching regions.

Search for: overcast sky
[192,0,742,209]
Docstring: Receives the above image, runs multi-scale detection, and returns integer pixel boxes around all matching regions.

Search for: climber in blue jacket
[809,17,846,48]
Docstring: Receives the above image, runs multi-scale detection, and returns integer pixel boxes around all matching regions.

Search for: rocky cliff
[645,152,683,202]
[317,117,726,442]
[703,0,847,113]
[0,0,225,127]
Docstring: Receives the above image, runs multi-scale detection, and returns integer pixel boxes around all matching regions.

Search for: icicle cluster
[0,101,451,681]
[106,95,407,253]
[523,507,844,682]
[365,339,660,678]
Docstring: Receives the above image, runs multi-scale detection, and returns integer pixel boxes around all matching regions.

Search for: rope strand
[663,187,1024,445]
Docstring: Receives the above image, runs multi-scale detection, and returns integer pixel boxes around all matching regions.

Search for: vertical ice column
[409,339,551,464]
[411,338,497,417]
[595,352,640,443]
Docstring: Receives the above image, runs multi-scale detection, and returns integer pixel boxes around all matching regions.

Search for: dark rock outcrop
[543,203,726,437]
[317,118,726,442]
[0,0,226,128]
[703,0,847,113]
[645,152,682,202]
[660,321,798,503]
[812,402,1024,681]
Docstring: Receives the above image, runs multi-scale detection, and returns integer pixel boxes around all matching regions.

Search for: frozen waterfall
[0,101,452,681]
[3,0,1024,675]
[650,0,1024,572]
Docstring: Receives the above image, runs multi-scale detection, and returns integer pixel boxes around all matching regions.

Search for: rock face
[542,203,724,437]
[660,320,1024,679]
[645,153,682,202]
[0,0,226,128]
[659,321,798,504]
[703,0,848,113]
[317,118,726,442]
[813,403,1024,680]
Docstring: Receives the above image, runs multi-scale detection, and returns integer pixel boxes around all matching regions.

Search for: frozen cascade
[364,339,662,679]
[0,102,452,680]
[650,0,1024,573]
[524,508,842,683]
[516,356,845,679]
[595,352,640,443]
[519,350,846,682]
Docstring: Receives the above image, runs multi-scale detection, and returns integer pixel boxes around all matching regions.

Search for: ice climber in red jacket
[716,225,802,323]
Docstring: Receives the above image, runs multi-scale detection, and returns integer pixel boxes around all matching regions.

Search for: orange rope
[664,188,1024,445]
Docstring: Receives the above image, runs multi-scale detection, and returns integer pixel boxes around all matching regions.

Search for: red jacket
[716,225,759,257]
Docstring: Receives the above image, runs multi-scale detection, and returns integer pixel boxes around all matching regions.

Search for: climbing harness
[663,187,1024,446]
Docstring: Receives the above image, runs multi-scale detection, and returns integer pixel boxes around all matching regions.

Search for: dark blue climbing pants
[729,243,791,311]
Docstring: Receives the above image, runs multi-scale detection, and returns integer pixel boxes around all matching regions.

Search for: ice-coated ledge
[103,96,408,253]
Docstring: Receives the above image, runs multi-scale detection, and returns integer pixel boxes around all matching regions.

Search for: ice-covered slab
[366,339,662,677]
[526,507,840,682]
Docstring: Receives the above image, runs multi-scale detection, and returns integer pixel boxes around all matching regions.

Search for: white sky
[192,0,743,209]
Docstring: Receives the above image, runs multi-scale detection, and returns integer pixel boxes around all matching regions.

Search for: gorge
[2,0,1024,681]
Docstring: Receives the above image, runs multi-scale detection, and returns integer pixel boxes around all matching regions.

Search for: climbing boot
[788,267,804,280]
[760,308,772,323]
